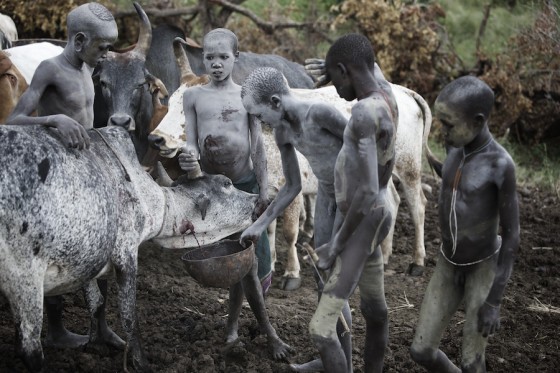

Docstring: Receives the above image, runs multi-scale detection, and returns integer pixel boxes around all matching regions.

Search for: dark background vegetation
[2,0,559,148]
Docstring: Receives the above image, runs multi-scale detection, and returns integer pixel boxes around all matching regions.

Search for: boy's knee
[409,344,437,366]
[360,298,387,325]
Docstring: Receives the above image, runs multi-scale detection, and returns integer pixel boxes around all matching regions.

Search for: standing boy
[239,65,353,371]
[6,2,121,349]
[410,76,520,372]
[177,28,291,359]
[307,33,397,373]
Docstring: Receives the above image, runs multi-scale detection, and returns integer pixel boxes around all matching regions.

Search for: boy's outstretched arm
[7,62,90,149]
[478,157,520,337]
[249,115,269,219]
[240,141,302,245]
[179,88,201,172]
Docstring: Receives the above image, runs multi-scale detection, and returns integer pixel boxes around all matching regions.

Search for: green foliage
[438,0,538,67]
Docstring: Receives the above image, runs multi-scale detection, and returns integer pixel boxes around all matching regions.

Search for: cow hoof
[407,263,425,276]
[279,276,302,291]
[100,328,126,350]
[44,331,88,349]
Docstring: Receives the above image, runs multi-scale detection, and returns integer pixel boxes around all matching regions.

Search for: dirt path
[1,174,559,372]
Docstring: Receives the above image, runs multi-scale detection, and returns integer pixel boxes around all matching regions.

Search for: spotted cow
[0,125,257,372]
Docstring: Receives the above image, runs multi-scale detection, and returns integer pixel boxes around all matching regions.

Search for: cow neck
[92,129,131,182]
[155,187,170,238]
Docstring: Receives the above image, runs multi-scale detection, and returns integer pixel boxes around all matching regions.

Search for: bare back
[274,99,345,196]
[186,84,253,182]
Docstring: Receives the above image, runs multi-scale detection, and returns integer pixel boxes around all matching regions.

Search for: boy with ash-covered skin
[239,66,354,371]
[6,2,121,350]
[311,33,396,373]
[410,76,520,372]
[240,33,398,373]
[177,28,291,359]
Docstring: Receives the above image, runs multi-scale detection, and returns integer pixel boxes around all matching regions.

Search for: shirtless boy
[307,33,396,373]
[409,76,520,372]
[177,28,290,359]
[239,66,354,371]
[6,2,120,350]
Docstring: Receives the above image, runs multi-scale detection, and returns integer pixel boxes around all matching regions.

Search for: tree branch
[208,0,315,34]
[113,6,199,19]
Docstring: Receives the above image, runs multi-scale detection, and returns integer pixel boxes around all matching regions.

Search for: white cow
[151,83,432,274]
[4,42,63,84]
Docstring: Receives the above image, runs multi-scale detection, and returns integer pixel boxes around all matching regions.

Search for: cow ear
[146,72,169,99]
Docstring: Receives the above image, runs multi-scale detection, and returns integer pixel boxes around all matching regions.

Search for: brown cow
[0,51,27,123]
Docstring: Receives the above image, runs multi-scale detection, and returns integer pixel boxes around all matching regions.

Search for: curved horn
[132,2,152,58]
[156,161,174,187]
[173,37,198,84]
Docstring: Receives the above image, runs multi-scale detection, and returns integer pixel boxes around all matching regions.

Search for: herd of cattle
[0,4,436,371]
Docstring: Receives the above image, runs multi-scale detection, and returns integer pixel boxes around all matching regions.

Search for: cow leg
[298,193,315,245]
[114,254,151,372]
[279,194,302,291]
[380,178,400,267]
[84,279,125,349]
[0,263,45,372]
[44,295,89,348]
[267,219,278,273]
[401,178,427,276]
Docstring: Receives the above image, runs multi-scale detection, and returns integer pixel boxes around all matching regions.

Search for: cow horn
[173,37,204,85]
[132,2,152,58]
[156,161,174,187]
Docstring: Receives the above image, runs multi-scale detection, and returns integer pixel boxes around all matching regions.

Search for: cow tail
[401,85,443,179]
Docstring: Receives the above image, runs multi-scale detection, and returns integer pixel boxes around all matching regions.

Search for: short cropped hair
[203,28,239,53]
[326,33,375,71]
[241,67,290,104]
[437,76,495,118]
[66,3,116,39]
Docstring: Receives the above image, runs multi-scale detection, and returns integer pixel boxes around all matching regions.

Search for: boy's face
[242,95,282,127]
[326,62,355,102]
[203,38,237,82]
[435,100,481,148]
[78,26,118,67]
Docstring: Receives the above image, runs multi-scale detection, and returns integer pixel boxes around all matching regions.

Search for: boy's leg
[410,253,463,373]
[225,281,244,344]
[461,258,497,373]
[358,247,387,373]
[241,259,292,359]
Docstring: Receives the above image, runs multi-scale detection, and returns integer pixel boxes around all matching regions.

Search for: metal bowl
[181,239,254,288]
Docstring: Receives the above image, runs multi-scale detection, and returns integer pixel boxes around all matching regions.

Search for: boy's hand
[178,147,199,172]
[477,302,501,337]
[315,241,338,270]
[52,114,91,150]
[252,197,269,221]
[239,224,261,248]
[304,58,329,88]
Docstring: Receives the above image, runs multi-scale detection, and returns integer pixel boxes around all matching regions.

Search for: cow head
[93,2,168,162]
[152,166,257,249]
[0,51,27,123]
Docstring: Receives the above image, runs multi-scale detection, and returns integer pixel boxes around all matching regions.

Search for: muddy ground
[1,174,559,372]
